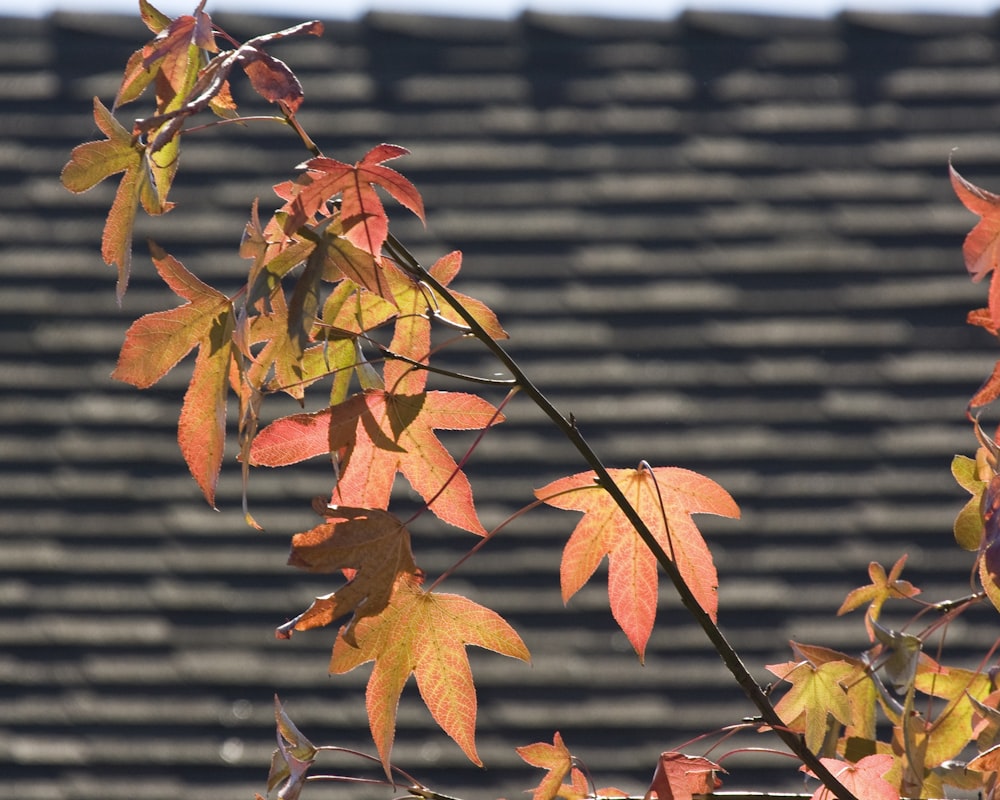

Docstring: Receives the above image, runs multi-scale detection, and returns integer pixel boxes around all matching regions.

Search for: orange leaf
[535,467,739,661]
[276,505,420,644]
[61,99,171,300]
[177,310,234,506]
[805,755,899,800]
[642,751,723,800]
[516,732,580,800]
[951,163,1000,333]
[837,555,920,640]
[383,250,508,396]
[112,243,233,505]
[329,573,529,774]
[250,390,504,535]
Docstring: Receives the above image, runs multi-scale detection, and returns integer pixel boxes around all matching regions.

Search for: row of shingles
[235,12,708,794]
[349,11,1000,792]
[7,12,616,792]
[661,19,1000,772]
[286,7,1000,788]
[0,21,187,793]
[338,12,814,792]
[0,12,379,800]
[662,11,999,676]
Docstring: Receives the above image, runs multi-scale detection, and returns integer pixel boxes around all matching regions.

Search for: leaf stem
[383,233,859,800]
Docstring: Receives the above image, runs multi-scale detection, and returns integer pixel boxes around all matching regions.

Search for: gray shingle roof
[4,5,1000,798]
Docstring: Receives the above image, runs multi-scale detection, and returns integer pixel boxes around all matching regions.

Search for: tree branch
[384,233,860,800]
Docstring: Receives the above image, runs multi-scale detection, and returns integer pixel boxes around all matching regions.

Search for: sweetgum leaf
[805,755,899,800]
[178,309,234,506]
[329,572,529,774]
[766,659,854,754]
[536,467,739,662]
[112,243,233,504]
[279,144,425,261]
[951,164,1000,334]
[913,662,992,767]
[268,696,317,799]
[277,505,419,644]
[981,474,1000,612]
[642,752,724,800]
[516,732,575,800]
[61,98,171,301]
[250,390,504,535]
[953,454,988,550]
[837,555,919,641]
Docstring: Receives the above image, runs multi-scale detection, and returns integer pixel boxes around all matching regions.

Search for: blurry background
[4,0,1000,20]
[4,1,1000,800]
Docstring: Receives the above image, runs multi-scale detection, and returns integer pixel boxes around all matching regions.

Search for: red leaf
[279,144,425,258]
[951,164,1000,334]
[536,467,738,661]
[643,752,724,800]
[804,755,899,800]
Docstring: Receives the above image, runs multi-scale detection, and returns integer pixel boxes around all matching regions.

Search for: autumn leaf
[250,390,504,535]
[112,242,234,505]
[329,572,529,774]
[804,755,900,800]
[383,250,508,396]
[517,732,582,800]
[642,751,723,800]
[981,473,1000,612]
[952,164,1000,336]
[914,661,993,767]
[952,453,988,551]
[971,690,1000,751]
[61,98,172,301]
[278,144,425,260]
[268,695,317,800]
[837,555,920,640]
[766,658,854,754]
[535,467,739,662]
[790,642,875,739]
[276,505,420,644]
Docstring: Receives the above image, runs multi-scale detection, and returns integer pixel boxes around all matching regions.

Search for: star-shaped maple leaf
[276,505,420,645]
[277,144,425,263]
[330,573,529,774]
[111,243,234,506]
[249,389,503,535]
[837,555,920,640]
[535,466,739,662]
[61,98,173,300]
[767,658,855,754]
[804,755,900,800]
[517,732,585,800]
[643,751,724,800]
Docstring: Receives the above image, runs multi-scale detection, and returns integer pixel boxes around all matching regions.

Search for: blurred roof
[3,6,1000,799]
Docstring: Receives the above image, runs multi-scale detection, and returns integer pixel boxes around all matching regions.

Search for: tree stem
[385,233,859,800]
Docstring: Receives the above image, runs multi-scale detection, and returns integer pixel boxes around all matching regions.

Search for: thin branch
[383,232,859,800]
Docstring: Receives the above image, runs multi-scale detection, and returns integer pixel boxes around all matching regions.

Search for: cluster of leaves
[61,3,1000,800]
